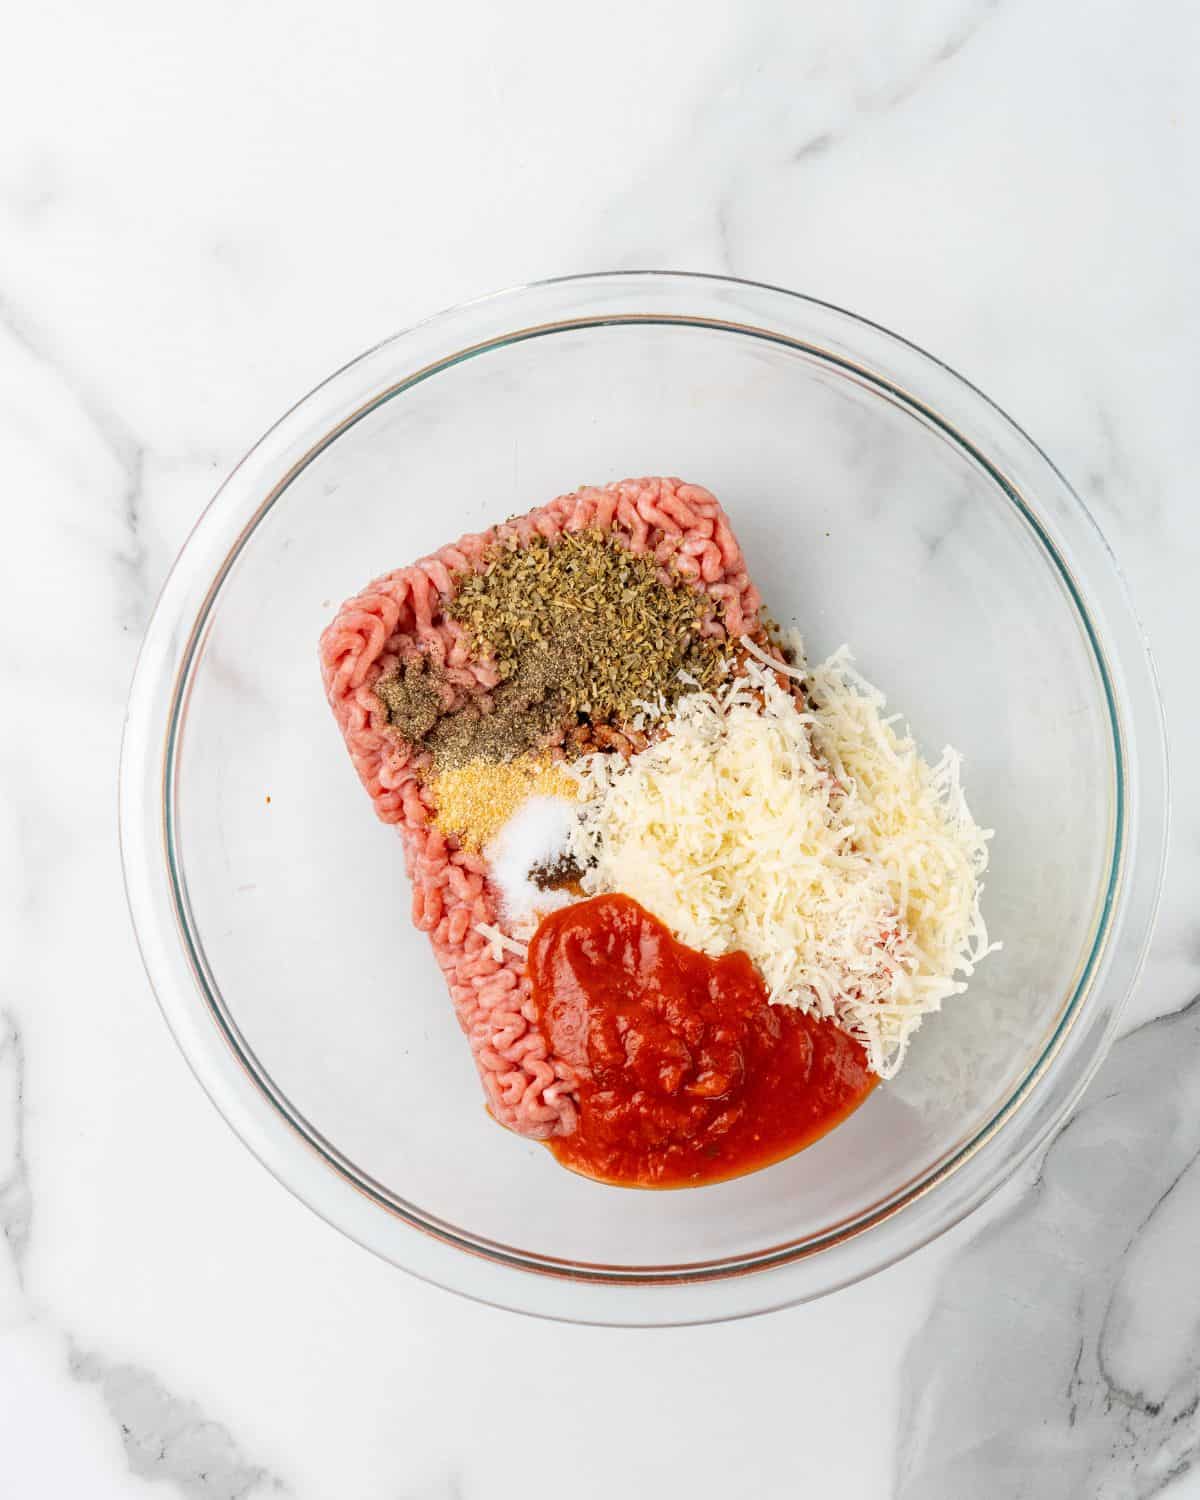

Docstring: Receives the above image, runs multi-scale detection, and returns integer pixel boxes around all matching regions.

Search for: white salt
[485,794,580,935]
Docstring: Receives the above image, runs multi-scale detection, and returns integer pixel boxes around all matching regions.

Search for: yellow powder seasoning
[431,754,578,851]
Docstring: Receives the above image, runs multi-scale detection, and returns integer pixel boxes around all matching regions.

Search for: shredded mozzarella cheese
[474,922,530,963]
[567,640,997,1077]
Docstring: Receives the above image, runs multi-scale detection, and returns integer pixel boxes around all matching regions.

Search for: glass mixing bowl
[120,272,1167,1324]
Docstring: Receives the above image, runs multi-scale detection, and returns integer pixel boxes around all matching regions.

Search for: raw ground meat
[319,477,762,1138]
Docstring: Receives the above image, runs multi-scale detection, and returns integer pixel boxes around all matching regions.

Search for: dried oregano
[449,529,726,723]
[374,529,730,767]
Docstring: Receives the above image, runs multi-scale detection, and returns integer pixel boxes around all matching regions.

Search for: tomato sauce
[528,894,877,1188]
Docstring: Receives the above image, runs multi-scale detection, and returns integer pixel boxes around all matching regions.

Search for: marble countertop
[3,2,1198,1495]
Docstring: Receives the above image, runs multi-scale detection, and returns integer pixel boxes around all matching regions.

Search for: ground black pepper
[529,852,585,891]
[373,657,447,741]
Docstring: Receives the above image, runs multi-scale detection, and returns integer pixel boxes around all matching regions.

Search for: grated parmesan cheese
[567,639,998,1078]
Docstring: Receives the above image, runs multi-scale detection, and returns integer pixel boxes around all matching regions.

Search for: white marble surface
[2,1,1198,1494]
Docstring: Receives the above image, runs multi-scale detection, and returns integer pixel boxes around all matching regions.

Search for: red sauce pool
[528,894,877,1188]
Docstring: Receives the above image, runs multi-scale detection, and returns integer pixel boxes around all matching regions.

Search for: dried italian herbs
[450,529,726,720]
[373,529,729,769]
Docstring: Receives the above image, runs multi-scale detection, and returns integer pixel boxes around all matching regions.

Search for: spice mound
[373,527,731,773]
[450,528,726,727]
[430,754,577,852]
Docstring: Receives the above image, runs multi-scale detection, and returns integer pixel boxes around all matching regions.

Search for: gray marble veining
[0,1021,285,1497]
[0,293,150,628]
[0,1013,32,1279]
[898,997,1200,1497]
[69,1349,288,1500]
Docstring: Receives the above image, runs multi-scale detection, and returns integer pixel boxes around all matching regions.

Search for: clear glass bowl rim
[119,271,1169,1325]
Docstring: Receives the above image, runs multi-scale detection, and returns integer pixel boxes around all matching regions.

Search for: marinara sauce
[528,894,877,1188]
